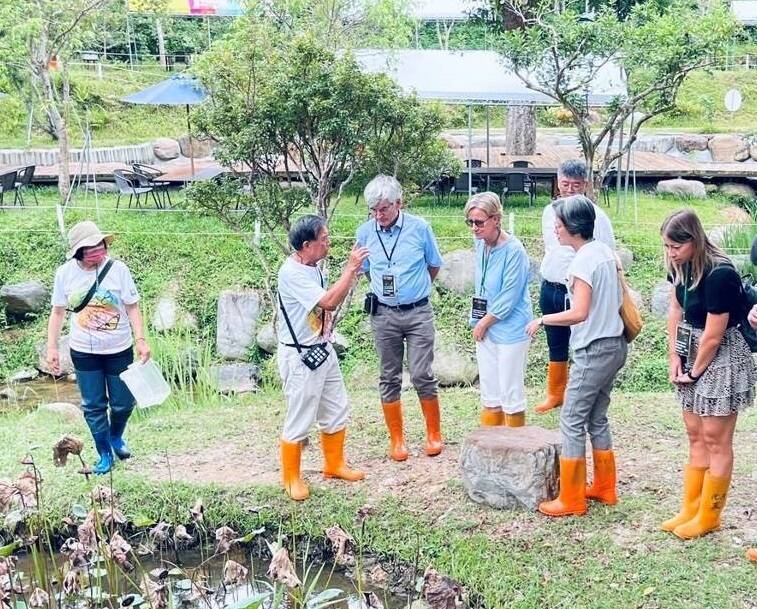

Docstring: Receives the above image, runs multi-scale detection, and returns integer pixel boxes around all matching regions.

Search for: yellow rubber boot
[381,400,409,461]
[505,412,525,427]
[538,457,587,517]
[420,396,443,456]
[280,439,309,501]
[321,429,365,482]
[534,361,568,414]
[480,408,504,426]
[586,449,618,505]
[673,472,730,540]
[660,465,707,532]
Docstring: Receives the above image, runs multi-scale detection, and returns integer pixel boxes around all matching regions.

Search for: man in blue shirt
[356,175,444,461]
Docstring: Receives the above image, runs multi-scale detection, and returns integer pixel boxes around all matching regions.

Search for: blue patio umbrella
[121,75,208,175]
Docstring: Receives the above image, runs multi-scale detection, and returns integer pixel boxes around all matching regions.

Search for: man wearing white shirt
[535,160,616,414]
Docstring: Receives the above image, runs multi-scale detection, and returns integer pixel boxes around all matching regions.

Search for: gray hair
[553,195,595,240]
[558,159,588,181]
[364,175,403,209]
[289,214,326,251]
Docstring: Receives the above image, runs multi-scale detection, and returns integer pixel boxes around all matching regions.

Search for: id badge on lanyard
[471,297,487,320]
[675,267,697,363]
[376,220,402,299]
[382,274,396,298]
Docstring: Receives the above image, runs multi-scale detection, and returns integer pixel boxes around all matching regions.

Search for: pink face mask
[82,244,107,265]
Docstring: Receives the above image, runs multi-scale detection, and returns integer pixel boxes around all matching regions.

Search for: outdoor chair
[465,159,485,168]
[429,174,455,206]
[510,160,533,168]
[131,163,171,208]
[0,170,18,206]
[113,169,159,210]
[601,170,616,206]
[14,165,38,205]
[502,172,535,206]
[451,174,480,199]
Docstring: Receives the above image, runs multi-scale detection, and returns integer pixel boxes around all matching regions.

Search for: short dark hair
[289,215,326,251]
[553,195,595,240]
[558,159,588,181]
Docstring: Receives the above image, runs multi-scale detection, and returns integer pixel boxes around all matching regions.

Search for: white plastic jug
[119,360,171,408]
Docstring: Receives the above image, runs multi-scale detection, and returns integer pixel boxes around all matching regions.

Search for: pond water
[12,547,404,609]
[1,376,80,413]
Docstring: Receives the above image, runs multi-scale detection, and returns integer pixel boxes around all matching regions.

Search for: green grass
[0,187,745,390]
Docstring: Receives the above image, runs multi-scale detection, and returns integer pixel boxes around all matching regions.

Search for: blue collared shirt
[356,212,443,305]
[469,236,533,344]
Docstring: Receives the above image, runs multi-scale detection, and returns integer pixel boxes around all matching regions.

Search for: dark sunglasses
[465,217,490,228]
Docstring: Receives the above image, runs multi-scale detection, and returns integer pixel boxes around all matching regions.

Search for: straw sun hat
[66,221,114,260]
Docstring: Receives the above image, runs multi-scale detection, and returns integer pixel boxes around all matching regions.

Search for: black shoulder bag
[67,260,114,313]
[277,293,330,371]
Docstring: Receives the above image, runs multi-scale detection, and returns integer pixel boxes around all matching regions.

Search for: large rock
[332,331,349,357]
[152,295,178,332]
[708,135,748,162]
[256,322,278,354]
[36,336,74,376]
[460,426,562,511]
[436,249,475,294]
[651,281,672,318]
[210,363,261,394]
[178,135,216,158]
[0,281,49,316]
[153,137,181,161]
[719,182,756,200]
[656,178,706,199]
[675,134,709,153]
[751,143,757,162]
[434,336,478,387]
[38,402,83,423]
[8,368,39,383]
[616,246,634,272]
[216,290,261,360]
[84,181,119,193]
[528,255,541,285]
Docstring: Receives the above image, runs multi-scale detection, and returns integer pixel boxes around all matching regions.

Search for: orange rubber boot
[480,408,504,426]
[660,465,707,532]
[280,439,309,501]
[586,449,618,505]
[381,400,409,461]
[505,412,525,427]
[420,396,443,456]
[321,429,365,481]
[538,457,587,517]
[534,361,568,414]
[746,548,757,562]
[673,472,730,539]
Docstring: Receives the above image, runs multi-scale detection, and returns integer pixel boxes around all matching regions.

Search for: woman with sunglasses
[465,192,533,427]
[660,209,754,539]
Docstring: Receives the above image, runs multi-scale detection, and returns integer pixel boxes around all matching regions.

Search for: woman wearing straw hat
[46,221,150,475]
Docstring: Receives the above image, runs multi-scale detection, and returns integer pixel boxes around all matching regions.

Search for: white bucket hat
[66,221,114,260]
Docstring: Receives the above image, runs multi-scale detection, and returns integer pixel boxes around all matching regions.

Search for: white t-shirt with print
[276,257,331,346]
[51,257,139,354]
[566,240,623,350]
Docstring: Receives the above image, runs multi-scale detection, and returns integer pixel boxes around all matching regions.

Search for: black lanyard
[682,264,691,323]
[375,215,403,263]
[480,245,492,296]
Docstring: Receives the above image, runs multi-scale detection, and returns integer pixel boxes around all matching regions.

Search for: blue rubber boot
[92,432,114,475]
[109,411,132,460]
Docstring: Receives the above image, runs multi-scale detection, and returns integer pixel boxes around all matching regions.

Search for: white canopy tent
[409,0,487,21]
[354,48,630,200]
[354,49,627,107]
[732,1,757,26]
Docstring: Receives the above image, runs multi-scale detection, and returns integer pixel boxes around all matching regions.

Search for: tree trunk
[504,105,536,155]
[156,18,167,69]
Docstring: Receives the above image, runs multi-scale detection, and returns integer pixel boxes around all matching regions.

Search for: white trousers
[278,344,349,442]
[475,337,530,414]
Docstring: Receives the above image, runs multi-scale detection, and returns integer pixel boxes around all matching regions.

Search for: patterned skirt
[677,326,756,416]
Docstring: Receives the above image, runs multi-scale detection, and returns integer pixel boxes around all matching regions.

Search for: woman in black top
[660,209,755,540]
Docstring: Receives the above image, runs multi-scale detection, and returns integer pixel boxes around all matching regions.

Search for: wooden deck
[2,144,755,185]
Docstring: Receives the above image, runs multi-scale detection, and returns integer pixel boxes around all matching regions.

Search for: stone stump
[460,426,561,511]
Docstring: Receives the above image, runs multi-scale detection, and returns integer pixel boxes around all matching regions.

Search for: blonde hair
[464,192,502,220]
[661,209,729,288]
